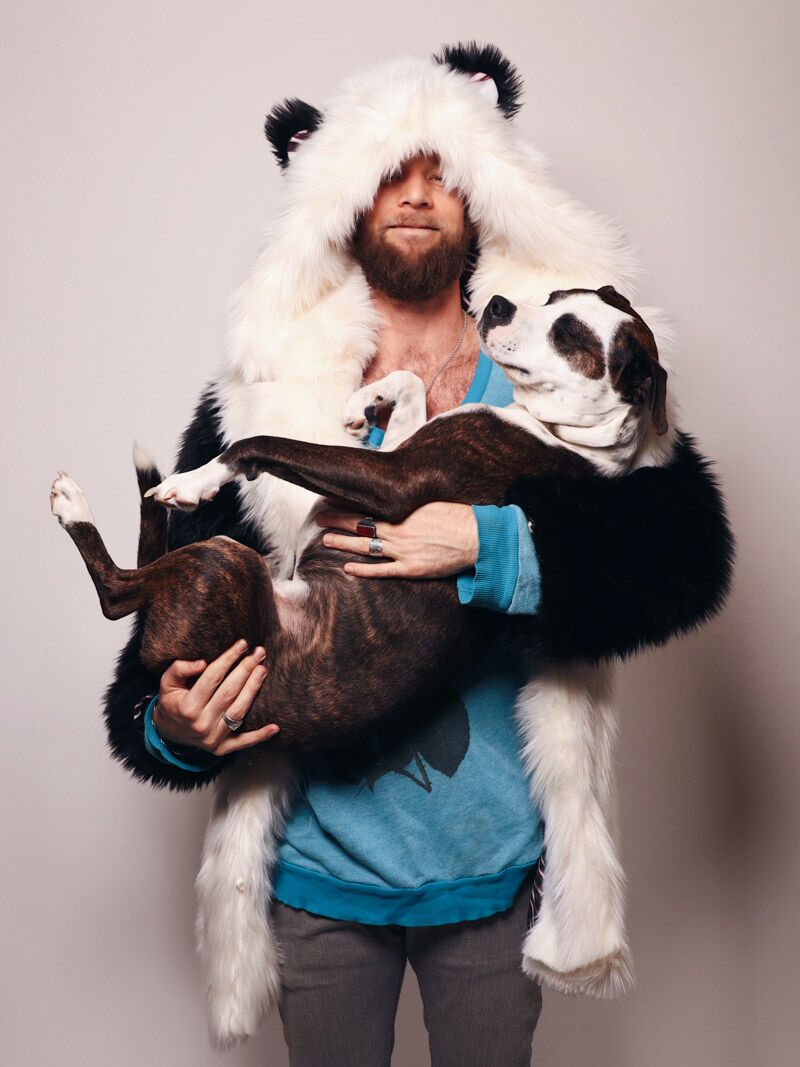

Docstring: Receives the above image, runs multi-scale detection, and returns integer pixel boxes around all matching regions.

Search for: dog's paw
[342,372,424,440]
[50,470,94,526]
[342,384,383,441]
[144,460,226,511]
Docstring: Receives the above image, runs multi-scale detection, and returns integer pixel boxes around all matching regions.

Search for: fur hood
[213,42,656,572]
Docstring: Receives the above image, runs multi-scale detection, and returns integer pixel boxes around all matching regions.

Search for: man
[103,45,732,1063]
[151,152,548,1065]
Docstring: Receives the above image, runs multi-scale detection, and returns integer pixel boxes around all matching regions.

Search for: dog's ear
[264,98,324,170]
[609,320,669,435]
[433,42,523,119]
[597,285,635,313]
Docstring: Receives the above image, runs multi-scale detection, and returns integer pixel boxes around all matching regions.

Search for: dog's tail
[133,442,168,567]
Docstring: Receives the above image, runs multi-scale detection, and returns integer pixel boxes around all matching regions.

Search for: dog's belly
[248,540,507,750]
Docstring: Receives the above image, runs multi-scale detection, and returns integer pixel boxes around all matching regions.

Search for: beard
[351,217,473,302]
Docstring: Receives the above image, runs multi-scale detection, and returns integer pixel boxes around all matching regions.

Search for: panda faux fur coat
[101,44,733,1047]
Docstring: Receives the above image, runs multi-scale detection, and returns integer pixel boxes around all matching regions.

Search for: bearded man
[102,45,732,1065]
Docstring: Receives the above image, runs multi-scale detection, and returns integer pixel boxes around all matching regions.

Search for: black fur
[264,98,324,170]
[507,432,735,663]
[433,42,523,119]
[102,385,267,791]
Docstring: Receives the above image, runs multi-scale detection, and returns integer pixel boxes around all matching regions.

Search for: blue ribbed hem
[272,858,540,926]
[457,504,520,611]
[143,696,220,772]
[508,507,542,615]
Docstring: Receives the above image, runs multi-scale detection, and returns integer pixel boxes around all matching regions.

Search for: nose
[397,172,433,208]
[479,295,517,337]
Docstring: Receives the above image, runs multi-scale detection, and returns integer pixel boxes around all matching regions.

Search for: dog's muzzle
[478,295,517,341]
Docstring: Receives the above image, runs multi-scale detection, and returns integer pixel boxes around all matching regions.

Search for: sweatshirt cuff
[457,505,541,615]
[143,696,221,773]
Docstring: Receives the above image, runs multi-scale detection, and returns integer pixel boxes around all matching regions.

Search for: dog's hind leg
[132,443,168,567]
[50,470,144,620]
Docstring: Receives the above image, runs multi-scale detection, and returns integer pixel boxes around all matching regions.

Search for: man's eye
[431,174,444,183]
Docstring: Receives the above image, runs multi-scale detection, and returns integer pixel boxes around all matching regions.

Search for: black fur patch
[548,313,605,379]
[545,288,595,305]
[264,98,324,170]
[507,432,735,663]
[433,41,523,119]
[545,286,634,310]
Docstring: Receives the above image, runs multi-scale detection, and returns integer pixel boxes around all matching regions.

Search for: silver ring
[222,713,244,732]
[368,536,383,557]
[356,516,378,538]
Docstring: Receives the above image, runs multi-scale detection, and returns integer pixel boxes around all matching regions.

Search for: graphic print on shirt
[329,689,470,794]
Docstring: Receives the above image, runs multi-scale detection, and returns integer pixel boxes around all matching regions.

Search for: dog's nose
[479,295,517,337]
[364,404,377,423]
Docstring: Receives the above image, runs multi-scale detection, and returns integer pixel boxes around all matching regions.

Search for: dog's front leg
[220,435,448,522]
[149,435,447,522]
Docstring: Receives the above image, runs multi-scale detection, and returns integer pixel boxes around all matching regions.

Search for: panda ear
[264,98,323,170]
[433,41,523,119]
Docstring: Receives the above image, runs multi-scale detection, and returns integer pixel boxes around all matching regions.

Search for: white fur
[132,440,159,474]
[192,50,675,1045]
[50,470,94,526]
[147,458,230,510]
[516,664,633,996]
[195,751,297,1049]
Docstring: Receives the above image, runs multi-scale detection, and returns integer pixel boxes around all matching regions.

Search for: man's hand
[154,639,280,756]
[317,501,478,579]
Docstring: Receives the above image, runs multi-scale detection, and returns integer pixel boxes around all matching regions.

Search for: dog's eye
[375,395,383,402]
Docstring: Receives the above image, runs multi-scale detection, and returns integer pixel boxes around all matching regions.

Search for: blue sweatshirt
[146,352,544,925]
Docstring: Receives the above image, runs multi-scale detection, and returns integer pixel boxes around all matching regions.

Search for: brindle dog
[50,287,667,750]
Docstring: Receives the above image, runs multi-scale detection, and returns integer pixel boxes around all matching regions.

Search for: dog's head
[478,286,668,437]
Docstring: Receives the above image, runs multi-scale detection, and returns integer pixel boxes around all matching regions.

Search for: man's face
[351,154,474,302]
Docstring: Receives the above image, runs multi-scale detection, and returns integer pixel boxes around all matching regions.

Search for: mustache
[385,215,440,230]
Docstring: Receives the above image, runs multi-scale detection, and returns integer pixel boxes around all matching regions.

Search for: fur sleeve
[507,431,735,663]
[101,384,269,790]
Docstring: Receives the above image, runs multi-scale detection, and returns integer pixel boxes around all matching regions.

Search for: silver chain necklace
[425,309,469,397]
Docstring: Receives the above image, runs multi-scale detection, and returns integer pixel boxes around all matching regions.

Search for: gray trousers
[270,872,542,1066]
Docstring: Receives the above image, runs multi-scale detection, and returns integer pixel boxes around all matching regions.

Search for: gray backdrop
[2,1,798,1064]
